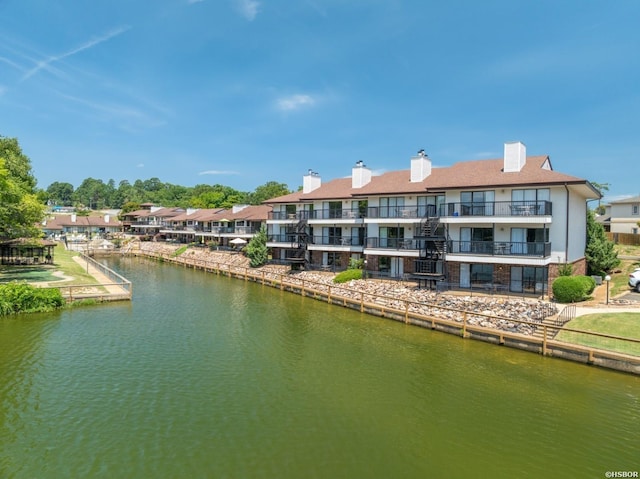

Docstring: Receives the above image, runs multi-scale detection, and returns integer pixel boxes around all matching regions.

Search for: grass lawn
[0,244,101,287]
[50,245,104,286]
[556,313,640,356]
[609,244,640,297]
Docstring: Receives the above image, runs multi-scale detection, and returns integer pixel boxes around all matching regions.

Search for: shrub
[575,275,596,296]
[552,275,595,303]
[172,245,188,257]
[557,263,573,276]
[0,282,65,315]
[333,269,363,284]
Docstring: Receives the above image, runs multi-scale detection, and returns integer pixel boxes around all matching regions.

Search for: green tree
[46,181,75,206]
[585,209,619,275]
[245,224,268,267]
[247,181,291,205]
[0,137,45,240]
[73,178,109,209]
[118,201,142,219]
[590,181,609,213]
[0,136,37,192]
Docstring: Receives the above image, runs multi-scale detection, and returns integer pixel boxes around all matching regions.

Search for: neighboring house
[160,204,271,246]
[121,206,185,237]
[41,214,122,240]
[602,196,640,234]
[264,141,599,296]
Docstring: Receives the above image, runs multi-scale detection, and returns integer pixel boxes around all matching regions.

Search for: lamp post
[604,275,611,305]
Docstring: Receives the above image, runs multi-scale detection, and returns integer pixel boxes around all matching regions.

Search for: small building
[0,238,56,265]
[602,196,640,234]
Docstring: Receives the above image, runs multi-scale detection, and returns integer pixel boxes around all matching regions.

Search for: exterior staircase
[412,215,448,288]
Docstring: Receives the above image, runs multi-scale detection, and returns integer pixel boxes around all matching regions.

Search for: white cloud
[235,0,260,21]
[187,0,204,4]
[0,85,6,96]
[22,25,132,81]
[198,170,240,176]
[137,163,145,168]
[276,94,316,111]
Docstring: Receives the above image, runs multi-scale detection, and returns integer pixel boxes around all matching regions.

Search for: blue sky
[1,0,638,202]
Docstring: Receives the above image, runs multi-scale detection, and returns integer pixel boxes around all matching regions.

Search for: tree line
[44,177,292,211]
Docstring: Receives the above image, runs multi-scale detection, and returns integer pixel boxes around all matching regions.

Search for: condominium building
[264,142,599,295]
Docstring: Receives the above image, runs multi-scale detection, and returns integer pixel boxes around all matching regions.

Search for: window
[510,266,548,293]
[379,197,404,218]
[460,191,495,216]
[380,226,405,248]
[322,226,342,245]
[512,188,550,214]
[379,256,391,275]
[633,204,639,216]
[460,227,493,254]
[327,201,342,219]
[417,195,445,216]
[510,228,549,255]
[471,264,493,284]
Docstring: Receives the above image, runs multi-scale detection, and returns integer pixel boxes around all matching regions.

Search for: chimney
[104,214,110,223]
[71,213,77,223]
[303,169,321,194]
[504,141,526,172]
[352,160,372,188]
[410,149,432,182]
[232,204,248,214]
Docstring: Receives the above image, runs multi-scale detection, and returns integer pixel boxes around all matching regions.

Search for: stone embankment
[133,242,557,336]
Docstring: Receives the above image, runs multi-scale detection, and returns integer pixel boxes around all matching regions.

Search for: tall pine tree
[585,209,619,275]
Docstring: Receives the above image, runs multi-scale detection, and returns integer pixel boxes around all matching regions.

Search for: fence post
[405,301,409,324]
[542,326,548,355]
[360,292,364,313]
[462,312,467,337]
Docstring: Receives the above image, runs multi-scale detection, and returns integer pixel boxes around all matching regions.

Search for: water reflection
[0,257,638,478]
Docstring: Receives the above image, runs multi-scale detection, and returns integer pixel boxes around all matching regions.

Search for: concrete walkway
[72,256,130,297]
[571,282,640,317]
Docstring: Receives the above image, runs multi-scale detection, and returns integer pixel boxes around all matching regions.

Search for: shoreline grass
[557,313,640,356]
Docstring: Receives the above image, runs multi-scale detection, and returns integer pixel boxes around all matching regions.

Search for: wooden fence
[607,232,640,246]
[132,249,640,375]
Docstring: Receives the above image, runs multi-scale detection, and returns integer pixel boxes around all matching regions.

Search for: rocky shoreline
[134,241,560,336]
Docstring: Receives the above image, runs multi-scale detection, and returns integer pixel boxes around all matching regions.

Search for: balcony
[268,211,311,220]
[310,209,364,220]
[448,240,551,257]
[440,201,552,218]
[366,205,438,219]
[309,236,364,247]
[365,237,421,250]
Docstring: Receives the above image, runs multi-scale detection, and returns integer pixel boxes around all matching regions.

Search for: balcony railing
[310,236,364,246]
[441,201,552,217]
[448,240,551,257]
[268,211,311,220]
[365,237,421,250]
[268,234,300,243]
[366,205,438,219]
[310,209,365,220]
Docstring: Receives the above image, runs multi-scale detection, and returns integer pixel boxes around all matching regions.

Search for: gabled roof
[264,154,599,203]
[166,205,272,223]
[42,215,122,228]
[610,195,640,204]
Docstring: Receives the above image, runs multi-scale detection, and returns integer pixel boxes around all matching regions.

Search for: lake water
[1,257,638,478]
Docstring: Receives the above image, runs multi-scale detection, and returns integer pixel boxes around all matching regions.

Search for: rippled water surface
[1,257,638,478]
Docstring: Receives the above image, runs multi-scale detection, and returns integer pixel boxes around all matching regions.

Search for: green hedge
[333,269,363,284]
[552,275,596,303]
[0,282,65,315]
